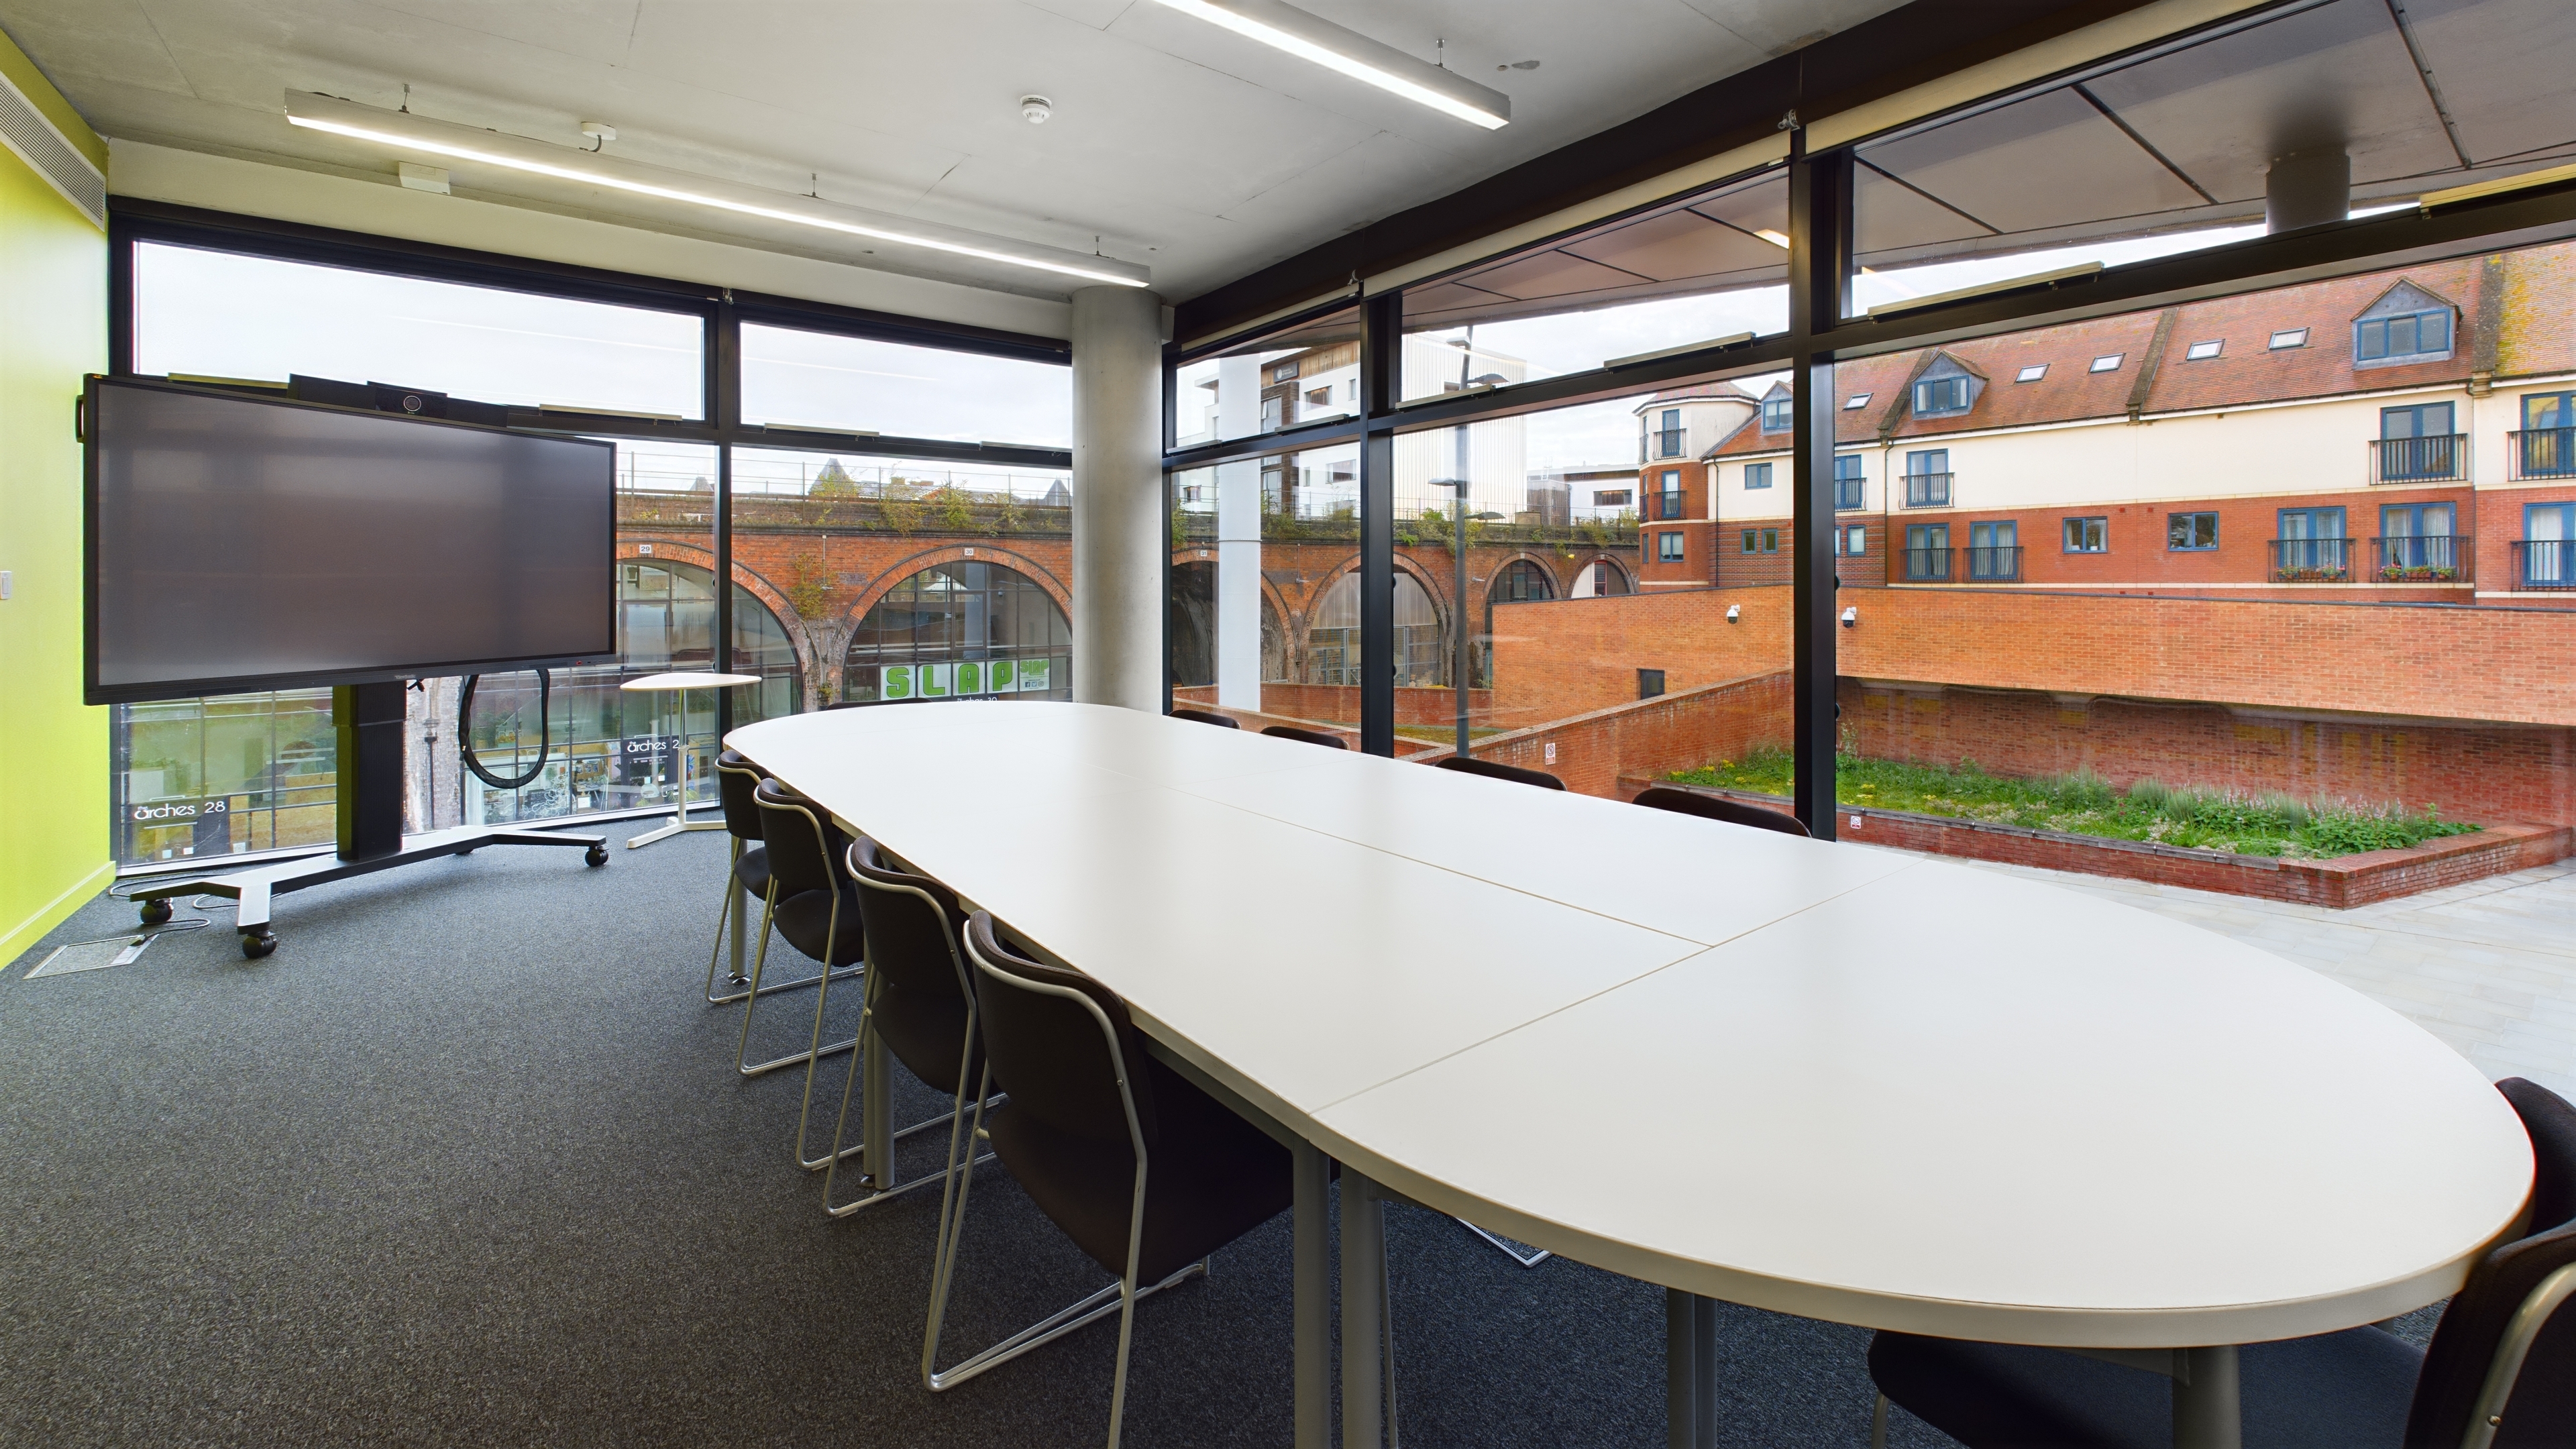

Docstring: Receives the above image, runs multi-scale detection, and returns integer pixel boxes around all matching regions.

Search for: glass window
[2518,392,2576,480]
[2269,329,2310,350]
[1174,307,1360,446]
[133,242,704,417]
[1737,528,1779,555]
[1660,531,1688,561]
[1659,468,1686,518]
[1834,453,1867,511]
[2355,307,2453,364]
[2185,339,2224,360]
[2064,516,2108,552]
[2377,402,2461,481]
[2090,354,2125,373]
[2016,364,2048,382]
[1843,393,1872,410]
[1399,166,1788,402]
[1745,462,1774,490]
[1835,524,1869,556]
[843,561,1070,702]
[1903,449,1952,507]
[1914,374,1974,416]
[2377,502,2459,578]
[2169,511,2220,550]
[2524,502,2575,586]
[741,325,1070,447]
[2275,506,2350,580]
[1968,520,2019,579]
[1761,394,1792,431]
[1904,523,1951,580]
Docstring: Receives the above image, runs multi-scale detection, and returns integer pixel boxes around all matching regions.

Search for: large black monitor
[85,376,616,705]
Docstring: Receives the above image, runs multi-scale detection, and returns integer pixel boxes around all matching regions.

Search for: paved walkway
[1870,849,2576,1099]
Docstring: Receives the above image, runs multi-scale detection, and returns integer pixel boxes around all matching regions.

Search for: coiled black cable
[458,667,551,790]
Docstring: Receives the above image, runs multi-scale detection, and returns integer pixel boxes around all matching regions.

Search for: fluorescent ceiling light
[282,93,1150,289]
[1753,229,1791,248]
[1144,0,1509,129]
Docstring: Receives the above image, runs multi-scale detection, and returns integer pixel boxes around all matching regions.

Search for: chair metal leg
[735,885,858,1079]
[924,1069,1203,1405]
[1870,1392,1890,1449]
[821,996,995,1214]
[790,894,863,1162]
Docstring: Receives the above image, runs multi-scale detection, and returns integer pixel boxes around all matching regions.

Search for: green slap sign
[879,657,1051,700]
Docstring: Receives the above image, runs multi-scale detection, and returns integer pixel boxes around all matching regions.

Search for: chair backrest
[847,837,977,1091]
[1261,724,1346,749]
[753,777,846,898]
[2405,1077,2576,1448]
[963,911,1158,1149]
[1171,707,1239,729]
[716,749,769,843]
[1632,785,1811,838]
[1436,755,1565,790]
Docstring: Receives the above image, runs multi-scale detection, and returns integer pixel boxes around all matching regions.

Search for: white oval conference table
[727,700,2532,1449]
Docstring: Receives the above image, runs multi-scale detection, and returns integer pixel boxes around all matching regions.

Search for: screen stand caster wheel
[241,931,278,960]
[140,898,172,926]
[585,844,608,867]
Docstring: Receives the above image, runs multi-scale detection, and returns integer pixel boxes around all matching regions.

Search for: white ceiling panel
[0,0,1911,301]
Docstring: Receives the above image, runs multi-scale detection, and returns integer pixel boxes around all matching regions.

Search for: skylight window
[2269,329,2309,350]
[1843,393,1871,410]
[2015,364,2047,382]
[2090,354,2124,373]
[2184,339,2224,361]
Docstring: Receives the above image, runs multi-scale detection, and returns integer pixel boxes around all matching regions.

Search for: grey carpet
[1,820,1975,1446]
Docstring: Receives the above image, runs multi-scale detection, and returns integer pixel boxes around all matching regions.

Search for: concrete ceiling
[0,0,1911,303]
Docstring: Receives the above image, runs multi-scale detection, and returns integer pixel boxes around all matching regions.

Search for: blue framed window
[2379,401,2459,481]
[1835,525,1867,556]
[1760,394,1791,432]
[1914,374,1973,417]
[1967,520,2019,579]
[2378,502,2458,576]
[1739,528,1779,555]
[2063,516,2107,553]
[1745,462,1773,490]
[2168,512,2219,551]
[1655,407,1684,458]
[2275,506,2347,579]
[1657,530,1685,562]
[2519,392,2576,480]
[1833,454,1865,511]
[1903,449,1950,507]
[1658,468,1684,519]
[2526,502,2575,587]
[1903,523,1949,580]
[2353,283,2453,366]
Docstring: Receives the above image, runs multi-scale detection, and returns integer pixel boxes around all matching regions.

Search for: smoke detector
[1020,95,1053,125]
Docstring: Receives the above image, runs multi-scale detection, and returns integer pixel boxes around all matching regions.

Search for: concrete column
[1071,285,1167,712]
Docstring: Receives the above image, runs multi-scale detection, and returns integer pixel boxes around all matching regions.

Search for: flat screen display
[87,377,615,704]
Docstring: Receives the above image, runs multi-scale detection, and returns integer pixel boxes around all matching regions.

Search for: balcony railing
[2369,433,2468,484]
[2513,539,2576,589]
[1964,545,2023,581]
[2269,537,2353,582]
[1652,427,1686,458]
[1902,547,1952,582]
[2509,427,2576,480]
[1835,478,1865,511]
[1902,472,1953,508]
[2369,535,2469,582]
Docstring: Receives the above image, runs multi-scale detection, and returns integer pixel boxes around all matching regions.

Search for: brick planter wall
[1627,782,2571,908]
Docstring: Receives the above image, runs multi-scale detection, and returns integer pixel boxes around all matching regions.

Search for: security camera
[1725,604,1741,623]
[1020,95,1053,125]
[1840,606,1858,629]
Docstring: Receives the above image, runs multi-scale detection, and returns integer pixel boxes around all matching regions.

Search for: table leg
[1293,1142,1329,1449]
[860,981,893,1192]
[1341,1168,1385,1448]
[674,707,692,827]
[1666,1289,1717,1449]
[2171,1346,2241,1449]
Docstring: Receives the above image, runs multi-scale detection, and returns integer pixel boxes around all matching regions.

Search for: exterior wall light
[1841,606,1858,628]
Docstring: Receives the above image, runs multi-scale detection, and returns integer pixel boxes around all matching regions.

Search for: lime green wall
[0,29,108,962]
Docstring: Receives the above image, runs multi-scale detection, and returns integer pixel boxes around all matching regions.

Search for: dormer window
[1911,356,1981,419]
[2353,281,2455,367]
[1760,394,1792,431]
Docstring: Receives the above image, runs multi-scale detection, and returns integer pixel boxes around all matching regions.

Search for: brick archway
[839,543,1071,626]
[616,538,800,638]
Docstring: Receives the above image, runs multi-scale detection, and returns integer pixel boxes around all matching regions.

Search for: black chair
[1632,785,1811,838]
[926,912,1295,1444]
[704,748,777,1005]
[1169,707,1238,729]
[1436,755,1565,790]
[745,780,866,1169]
[1261,724,1346,749]
[1866,1075,2576,1449]
[822,837,997,1217]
